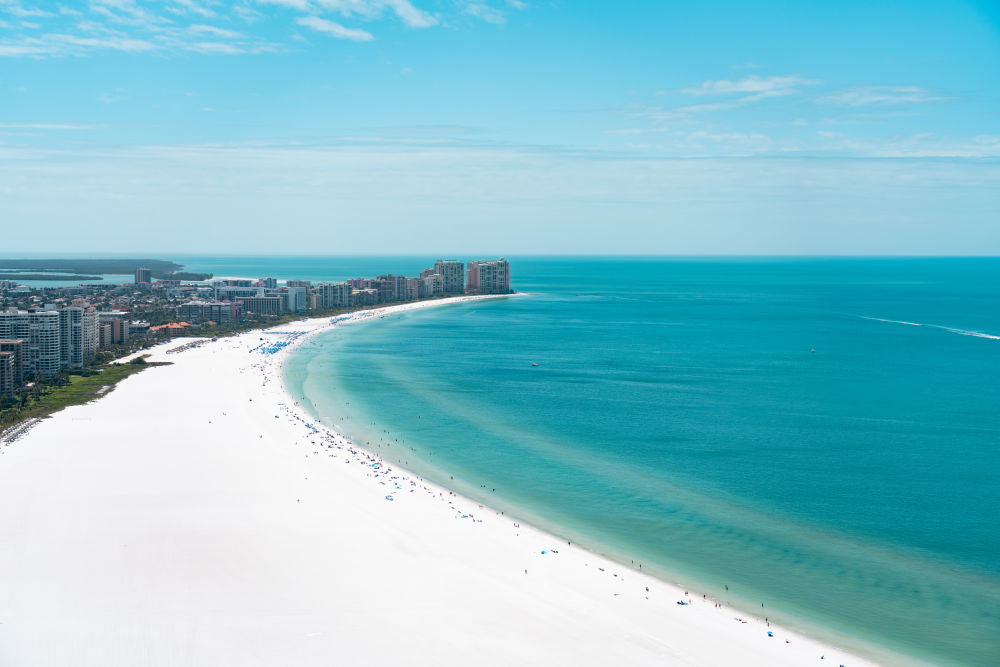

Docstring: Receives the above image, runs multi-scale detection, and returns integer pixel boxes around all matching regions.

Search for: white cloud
[463,2,505,24]
[1,3,53,18]
[0,0,503,58]
[682,74,819,100]
[257,0,311,10]
[382,0,436,27]
[820,85,946,107]
[310,0,437,28]
[296,15,373,41]
[186,40,249,53]
[189,24,246,39]
[170,0,216,18]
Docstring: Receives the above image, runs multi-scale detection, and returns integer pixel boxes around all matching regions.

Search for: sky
[1,0,999,255]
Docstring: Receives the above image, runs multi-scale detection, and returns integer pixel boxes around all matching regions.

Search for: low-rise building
[179,300,242,324]
[239,296,283,316]
[351,288,378,307]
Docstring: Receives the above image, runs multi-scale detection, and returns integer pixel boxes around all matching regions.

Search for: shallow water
[276,257,999,665]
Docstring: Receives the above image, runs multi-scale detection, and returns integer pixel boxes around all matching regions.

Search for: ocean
[195,256,997,664]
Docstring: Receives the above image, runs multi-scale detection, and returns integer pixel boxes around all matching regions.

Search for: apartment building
[466,258,511,294]
[0,310,61,377]
[433,260,465,294]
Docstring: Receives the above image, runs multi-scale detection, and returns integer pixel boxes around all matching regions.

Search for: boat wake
[861,316,1000,340]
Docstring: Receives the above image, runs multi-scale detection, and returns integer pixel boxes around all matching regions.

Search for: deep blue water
[202,256,997,664]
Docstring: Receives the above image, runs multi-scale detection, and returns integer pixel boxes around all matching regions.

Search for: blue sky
[1,0,998,254]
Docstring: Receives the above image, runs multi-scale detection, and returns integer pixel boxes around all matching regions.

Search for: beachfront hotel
[433,260,465,294]
[466,259,511,295]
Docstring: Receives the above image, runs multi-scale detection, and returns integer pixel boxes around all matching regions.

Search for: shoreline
[0,294,879,666]
[274,295,885,664]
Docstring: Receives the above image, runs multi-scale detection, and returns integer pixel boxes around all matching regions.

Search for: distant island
[0,259,213,282]
[0,273,103,281]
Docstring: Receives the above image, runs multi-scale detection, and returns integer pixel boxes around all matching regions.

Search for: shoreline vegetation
[0,273,104,281]
[0,356,168,430]
[0,258,213,281]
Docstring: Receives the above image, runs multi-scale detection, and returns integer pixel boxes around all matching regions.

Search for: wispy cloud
[0,0,517,57]
[462,2,506,24]
[305,0,437,28]
[820,85,947,107]
[682,74,819,101]
[295,15,373,41]
[168,0,216,18]
[189,24,247,39]
[0,3,53,18]
[631,74,819,126]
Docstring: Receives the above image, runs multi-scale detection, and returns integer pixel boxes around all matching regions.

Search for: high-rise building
[280,286,307,312]
[260,277,278,289]
[0,310,61,378]
[433,260,465,294]
[98,312,130,345]
[421,274,443,297]
[405,278,420,301]
[0,351,16,400]
[54,306,98,368]
[134,267,152,284]
[0,339,24,384]
[373,278,395,303]
[466,258,511,294]
[98,323,112,348]
[315,282,352,309]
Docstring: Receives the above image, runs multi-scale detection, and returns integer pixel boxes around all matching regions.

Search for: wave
[861,316,1000,340]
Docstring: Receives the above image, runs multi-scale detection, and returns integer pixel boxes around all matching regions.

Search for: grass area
[0,358,170,429]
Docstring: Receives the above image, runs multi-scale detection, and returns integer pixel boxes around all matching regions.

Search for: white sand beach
[0,296,876,666]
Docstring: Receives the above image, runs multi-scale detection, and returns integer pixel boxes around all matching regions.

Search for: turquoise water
[278,257,1000,665]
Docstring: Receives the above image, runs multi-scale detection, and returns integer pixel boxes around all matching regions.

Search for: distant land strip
[0,259,212,282]
[0,273,103,281]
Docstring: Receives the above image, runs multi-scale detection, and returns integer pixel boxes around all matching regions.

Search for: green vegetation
[0,358,169,429]
[156,271,213,281]
[0,259,212,282]
[0,259,181,273]
[0,273,103,281]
